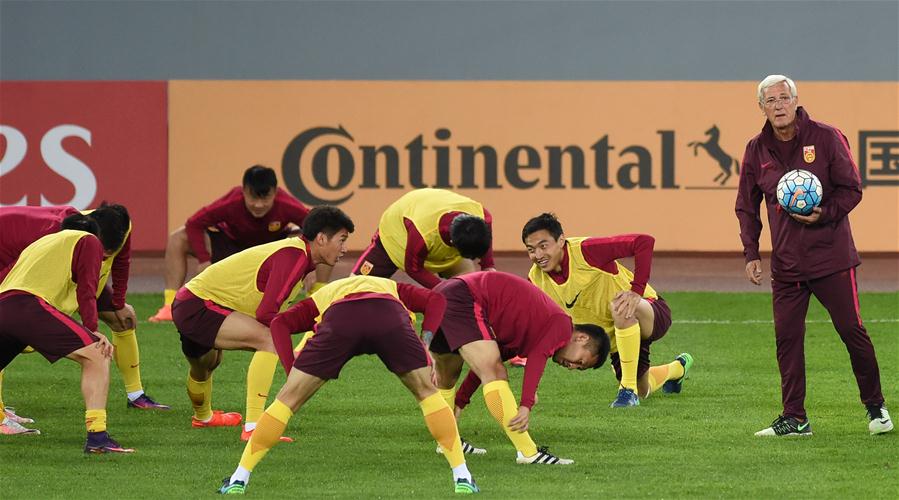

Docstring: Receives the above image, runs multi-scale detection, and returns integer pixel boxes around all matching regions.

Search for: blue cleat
[610,388,640,408]
[218,478,246,495]
[84,431,134,454]
[127,393,171,410]
[662,353,694,394]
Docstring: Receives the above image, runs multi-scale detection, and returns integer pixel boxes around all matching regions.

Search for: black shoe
[754,415,812,437]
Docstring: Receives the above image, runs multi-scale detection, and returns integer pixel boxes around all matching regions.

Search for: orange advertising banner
[168,81,898,252]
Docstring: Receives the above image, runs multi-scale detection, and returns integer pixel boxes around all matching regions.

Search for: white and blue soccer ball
[776,169,823,216]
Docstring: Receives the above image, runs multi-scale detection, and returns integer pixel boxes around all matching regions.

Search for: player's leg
[351,232,399,278]
[810,269,891,434]
[0,355,39,435]
[755,279,813,437]
[608,293,645,407]
[630,298,690,398]
[150,226,192,321]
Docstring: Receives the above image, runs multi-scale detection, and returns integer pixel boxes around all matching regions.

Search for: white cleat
[0,417,40,435]
[516,446,573,465]
[4,408,35,424]
[867,406,894,435]
[437,437,487,455]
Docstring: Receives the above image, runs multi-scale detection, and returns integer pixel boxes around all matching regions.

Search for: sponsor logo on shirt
[360,260,374,275]
[803,145,816,163]
[565,291,582,309]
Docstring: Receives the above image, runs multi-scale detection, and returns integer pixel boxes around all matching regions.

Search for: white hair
[757,75,797,102]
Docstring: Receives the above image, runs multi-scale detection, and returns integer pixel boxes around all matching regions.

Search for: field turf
[1,292,896,498]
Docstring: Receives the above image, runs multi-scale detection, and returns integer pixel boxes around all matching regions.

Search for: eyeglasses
[762,96,794,108]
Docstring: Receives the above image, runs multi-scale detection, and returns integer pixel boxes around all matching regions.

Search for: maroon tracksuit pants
[772,267,884,420]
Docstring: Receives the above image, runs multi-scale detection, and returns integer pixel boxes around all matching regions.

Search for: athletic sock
[615,324,641,391]
[246,351,279,426]
[85,409,107,433]
[111,329,143,394]
[482,380,537,457]
[439,387,457,409]
[420,392,465,468]
[236,399,293,478]
[164,289,177,306]
[187,374,213,421]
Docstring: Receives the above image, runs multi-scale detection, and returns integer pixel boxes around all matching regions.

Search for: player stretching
[0,204,168,411]
[0,214,133,453]
[174,207,353,440]
[522,213,692,408]
[218,275,479,495]
[151,165,327,322]
[432,271,610,463]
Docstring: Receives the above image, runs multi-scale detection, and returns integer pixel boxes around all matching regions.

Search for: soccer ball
[776,169,822,216]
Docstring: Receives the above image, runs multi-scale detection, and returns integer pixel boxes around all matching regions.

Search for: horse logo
[688,125,741,185]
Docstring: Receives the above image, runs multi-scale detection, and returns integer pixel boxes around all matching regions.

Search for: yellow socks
[439,387,457,409]
[483,380,537,457]
[112,329,143,393]
[188,374,213,421]
[164,289,176,306]
[420,392,465,468]
[645,361,685,396]
[615,324,641,391]
[85,409,107,433]
[239,399,293,472]
[246,351,279,427]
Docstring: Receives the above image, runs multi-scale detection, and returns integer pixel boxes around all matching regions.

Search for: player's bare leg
[68,342,133,453]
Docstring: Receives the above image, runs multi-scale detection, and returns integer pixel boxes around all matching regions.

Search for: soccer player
[0,213,133,453]
[522,213,693,408]
[0,204,168,410]
[218,275,480,495]
[174,206,353,440]
[351,188,495,289]
[736,74,892,436]
[430,271,610,464]
[150,165,326,322]
[0,369,39,435]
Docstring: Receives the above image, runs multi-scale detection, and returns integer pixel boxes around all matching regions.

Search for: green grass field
[1,292,897,498]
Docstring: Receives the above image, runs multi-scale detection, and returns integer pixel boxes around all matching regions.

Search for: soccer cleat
[83,431,134,453]
[754,415,812,437]
[127,393,171,410]
[509,356,527,367]
[610,388,640,408]
[240,428,294,443]
[148,304,173,322]
[516,446,574,465]
[1,417,40,435]
[192,410,242,428]
[218,478,246,495]
[867,405,894,435]
[4,407,35,424]
[454,477,480,494]
[662,352,694,394]
[437,437,487,455]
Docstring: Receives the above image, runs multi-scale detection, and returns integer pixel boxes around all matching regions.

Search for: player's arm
[281,192,311,235]
[816,128,863,224]
[396,283,447,338]
[403,218,442,289]
[479,208,496,270]
[255,247,308,327]
[109,231,131,309]
[72,235,103,332]
[454,370,483,412]
[580,234,655,296]
[270,298,318,374]
[735,143,765,284]
[184,191,236,263]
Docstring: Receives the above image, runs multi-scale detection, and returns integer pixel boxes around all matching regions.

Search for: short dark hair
[242,165,278,197]
[521,212,564,243]
[88,202,131,252]
[450,214,491,260]
[574,323,610,369]
[61,213,100,236]
[301,206,354,240]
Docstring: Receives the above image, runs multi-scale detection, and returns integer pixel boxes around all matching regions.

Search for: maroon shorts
[610,296,673,380]
[351,231,399,278]
[293,298,429,380]
[208,229,248,263]
[172,288,233,358]
[0,291,100,370]
[429,278,493,354]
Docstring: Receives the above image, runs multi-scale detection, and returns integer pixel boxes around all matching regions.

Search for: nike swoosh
[129,364,139,368]
[256,393,267,398]
[877,419,889,424]
[565,292,581,309]
[797,422,809,431]
[761,161,773,169]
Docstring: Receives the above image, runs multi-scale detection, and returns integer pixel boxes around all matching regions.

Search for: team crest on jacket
[803,145,816,163]
[268,221,282,232]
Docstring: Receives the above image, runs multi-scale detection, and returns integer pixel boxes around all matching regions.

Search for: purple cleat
[84,431,135,454]
[127,393,171,410]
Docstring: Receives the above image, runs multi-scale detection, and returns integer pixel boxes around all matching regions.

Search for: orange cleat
[148,304,173,323]
[509,356,528,367]
[192,410,242,428]
[240,428,294,443]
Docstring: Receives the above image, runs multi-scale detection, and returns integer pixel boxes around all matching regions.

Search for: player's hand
[196,261,211,273]
[112,304,136,331]
[613,290,641,319]
[454,405,463,421]
[508,406,531,432]
[790,207,822,225]
[745,260,762,286]
[93,332,115,359]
